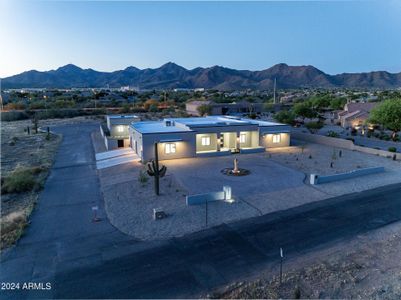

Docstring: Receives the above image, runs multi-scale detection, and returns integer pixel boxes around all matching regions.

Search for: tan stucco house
[338,102,377,128]
[129,116,290,161]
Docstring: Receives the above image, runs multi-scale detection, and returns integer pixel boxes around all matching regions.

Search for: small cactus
[146,143,167,195]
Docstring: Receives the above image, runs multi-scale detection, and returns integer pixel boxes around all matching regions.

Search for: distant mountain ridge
[2,62,401,90]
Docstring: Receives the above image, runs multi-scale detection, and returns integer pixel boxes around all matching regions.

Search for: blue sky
[1,0,400,77]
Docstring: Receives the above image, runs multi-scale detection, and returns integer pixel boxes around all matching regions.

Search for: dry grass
[0,196,36,249]
[0,119,64,250]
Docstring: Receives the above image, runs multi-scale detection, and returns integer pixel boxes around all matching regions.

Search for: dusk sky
[1,0,400,78]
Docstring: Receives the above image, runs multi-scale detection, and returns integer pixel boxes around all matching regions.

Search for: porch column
[236,132,240,150]
[216,133,221,152]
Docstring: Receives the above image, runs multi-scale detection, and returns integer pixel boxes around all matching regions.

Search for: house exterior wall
[130,119,291,161]
[239,131,259,148]
[106,115,140,138]
[261,133,290,148]
[221,132,236,149]
[109,124,130,138]
[196,133,218,152]
[130,129,197,161]
[259,125,291,148]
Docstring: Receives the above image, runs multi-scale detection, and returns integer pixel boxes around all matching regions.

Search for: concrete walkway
[95,148,134,161]
[95,148,139,170]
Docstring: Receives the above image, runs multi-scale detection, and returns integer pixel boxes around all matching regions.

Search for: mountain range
[2,62,401,90]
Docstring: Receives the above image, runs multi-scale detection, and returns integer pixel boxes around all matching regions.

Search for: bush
[388,147,397,153]
[327,131,339,138]
[305,121,324,133]
[138,169,149,185]
[1,167,44,193]
[274,110,295,125]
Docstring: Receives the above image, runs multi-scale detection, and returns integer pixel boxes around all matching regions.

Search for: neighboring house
[186,100,263,116]
[338,102,377,128]
[129,116,290,161]
[100,115,140,150]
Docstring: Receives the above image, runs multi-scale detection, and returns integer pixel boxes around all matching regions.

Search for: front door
[117,139,124,148]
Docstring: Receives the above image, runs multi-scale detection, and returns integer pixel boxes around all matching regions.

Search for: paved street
[1,124,401,299]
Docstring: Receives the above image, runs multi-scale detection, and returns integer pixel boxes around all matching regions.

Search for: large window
[272,134,281,144]
[165,143,176,154]
[201,136,211,146]
[117,125,124,133]
[239,133,246,144]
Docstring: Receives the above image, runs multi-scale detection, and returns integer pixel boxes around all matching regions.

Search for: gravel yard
[98,148,328,240]
[99,162,259,240]
[97,136,401,240]
[267,143,401,196]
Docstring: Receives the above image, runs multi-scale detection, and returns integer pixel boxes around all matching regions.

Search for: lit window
[201,136,211,146]
[165,143,176,154]
[272,134,281,143]
[117,125,124,133]
[240,133,246,143]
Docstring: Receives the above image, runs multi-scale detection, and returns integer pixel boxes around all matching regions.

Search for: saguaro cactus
[146,143,167,195]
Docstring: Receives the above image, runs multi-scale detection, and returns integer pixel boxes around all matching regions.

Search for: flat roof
[132,121,193,134]
[107,114,138,119]
[131,116,287,134]
[166,116,284,128]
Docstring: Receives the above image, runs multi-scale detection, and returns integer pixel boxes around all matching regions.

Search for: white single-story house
[100,115,140,150]
[129,116,291,161]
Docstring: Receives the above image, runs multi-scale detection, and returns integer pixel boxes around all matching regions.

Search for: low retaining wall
[240,147,265,154]
[310,166,385,185]
[196,150,231,157]
[186,191,225,205]
[186,186,232,205]
[293,132,401,160]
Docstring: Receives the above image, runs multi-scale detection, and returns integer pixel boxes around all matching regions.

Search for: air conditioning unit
[153,208,166,220]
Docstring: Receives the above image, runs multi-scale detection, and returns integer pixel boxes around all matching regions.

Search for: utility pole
[273,77,277,104]
[0,78,3,111]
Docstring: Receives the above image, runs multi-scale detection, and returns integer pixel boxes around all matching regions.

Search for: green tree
[309,95,331,111]
[329,98,347,110]
[197,104,212,116]
[263,102,275,112]
[369,99,401,140]
[274,110,295,125]
[292,102,317,120]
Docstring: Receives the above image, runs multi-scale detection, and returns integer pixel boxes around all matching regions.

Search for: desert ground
[214,221,401,299]
[0,117,98,249]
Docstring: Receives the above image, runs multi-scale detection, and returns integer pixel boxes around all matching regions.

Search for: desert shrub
[388,147,397,153]
[381,134,390,141]
[326,131,339,138]
[0,110,30,121]
[138,169,149,185]
[305,121,324,133]
[2,166,45,194]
